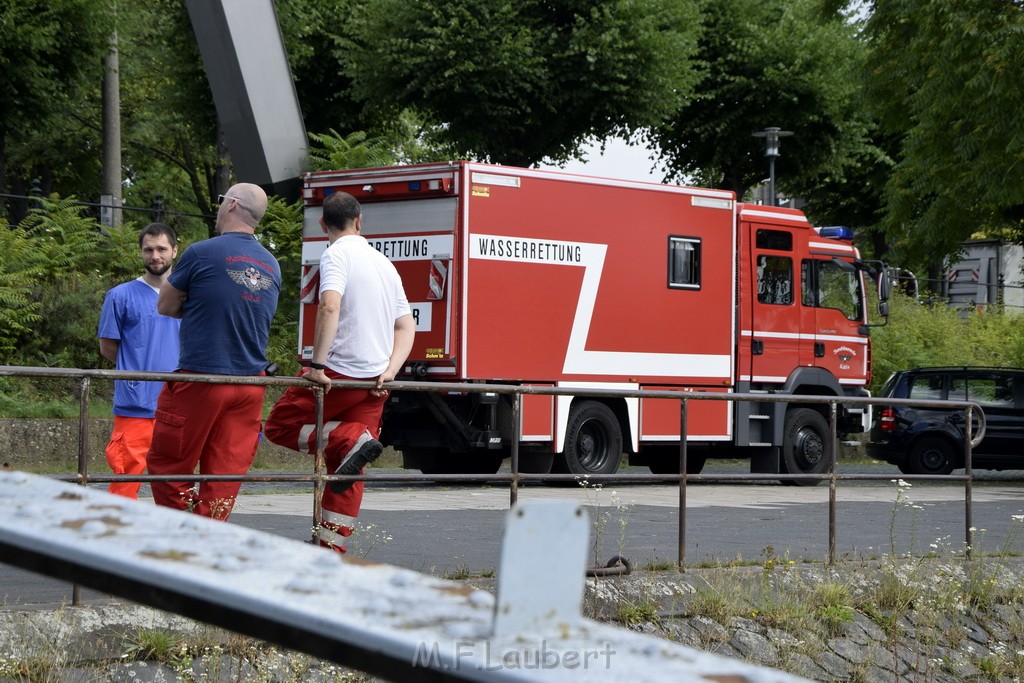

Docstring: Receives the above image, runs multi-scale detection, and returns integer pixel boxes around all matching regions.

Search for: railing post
[965,404,974,561]
[509,392,521,507]
[312,384,326,541]
[827,400,837,568]
[677,396,688,570]
[74,376,91,606]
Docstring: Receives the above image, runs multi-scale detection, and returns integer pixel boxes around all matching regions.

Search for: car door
[959,371,1023,464]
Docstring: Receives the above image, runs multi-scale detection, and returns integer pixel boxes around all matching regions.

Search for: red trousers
[147,375,265,520]
[105,416,154,499]
[263,369,386,551]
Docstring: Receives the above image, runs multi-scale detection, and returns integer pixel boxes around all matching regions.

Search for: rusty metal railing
[0,365,985,574]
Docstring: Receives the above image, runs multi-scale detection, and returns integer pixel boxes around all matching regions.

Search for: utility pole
[101,27,122,228]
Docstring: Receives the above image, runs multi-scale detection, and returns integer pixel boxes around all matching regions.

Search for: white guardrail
[0,470,808,682]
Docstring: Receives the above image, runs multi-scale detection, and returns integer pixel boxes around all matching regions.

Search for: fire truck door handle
[815,342,825,357]
[751,339,763,355]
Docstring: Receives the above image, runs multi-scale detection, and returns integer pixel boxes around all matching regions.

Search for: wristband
[309,361,326,370]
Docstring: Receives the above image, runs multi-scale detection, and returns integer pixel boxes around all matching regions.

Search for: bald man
[148,183,282,520]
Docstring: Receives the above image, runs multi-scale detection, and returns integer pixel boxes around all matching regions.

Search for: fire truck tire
[907,436,956,475]
[555,401,623,476]
[781,408,830,486]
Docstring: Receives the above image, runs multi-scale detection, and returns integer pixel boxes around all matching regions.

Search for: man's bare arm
[157,282,187,318]
[98,338,119,364]
[373,313,416,392]
[303,290,342,391]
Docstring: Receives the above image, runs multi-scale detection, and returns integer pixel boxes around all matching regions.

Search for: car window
[908,374,944,401]
[949,375,968,401]
[968,375,1016,407]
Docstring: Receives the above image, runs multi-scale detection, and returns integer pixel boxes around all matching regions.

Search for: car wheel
[554,401,623,476]
[908,436,956,475]
[781,408,831,486]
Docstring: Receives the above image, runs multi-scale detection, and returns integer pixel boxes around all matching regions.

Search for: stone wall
[0,418,113,471]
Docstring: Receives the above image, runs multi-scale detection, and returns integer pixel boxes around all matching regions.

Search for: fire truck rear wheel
[781,408,830,486]
[555,401,623,476]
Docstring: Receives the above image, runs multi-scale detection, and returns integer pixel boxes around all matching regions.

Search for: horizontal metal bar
[0,365,985,410]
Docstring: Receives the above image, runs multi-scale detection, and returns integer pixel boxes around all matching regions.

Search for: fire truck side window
[756,229,792,251]
[668,236,701,289]
[757,255,792,305]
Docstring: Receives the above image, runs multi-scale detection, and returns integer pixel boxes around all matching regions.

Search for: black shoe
[330,431,383,494]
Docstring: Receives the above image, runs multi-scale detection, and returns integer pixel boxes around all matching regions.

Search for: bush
[869,292,1024,394]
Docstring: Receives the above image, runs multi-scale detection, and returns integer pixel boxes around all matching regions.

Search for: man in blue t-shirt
[98,223,181,499]
[148,182,281,520]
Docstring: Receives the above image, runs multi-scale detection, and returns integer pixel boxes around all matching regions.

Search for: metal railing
[0,471,814,682]
[0,365,985,572]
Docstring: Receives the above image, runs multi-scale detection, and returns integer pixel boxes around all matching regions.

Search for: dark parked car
[867,367,1022,475]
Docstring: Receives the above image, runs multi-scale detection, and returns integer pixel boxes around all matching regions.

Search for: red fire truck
[298,162,888,483]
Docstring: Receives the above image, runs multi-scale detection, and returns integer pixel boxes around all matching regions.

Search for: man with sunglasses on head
[147,182,281,520]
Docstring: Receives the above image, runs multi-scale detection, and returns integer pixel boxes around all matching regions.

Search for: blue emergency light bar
[818,226,854,241]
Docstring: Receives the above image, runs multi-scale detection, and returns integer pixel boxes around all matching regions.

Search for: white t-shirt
[319,234,411,378]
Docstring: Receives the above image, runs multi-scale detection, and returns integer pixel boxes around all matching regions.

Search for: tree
[647,0,869,199]
[864,0,1024,269]
[114,0,224,238]
[343,0,703,167]
[0,0,108,220]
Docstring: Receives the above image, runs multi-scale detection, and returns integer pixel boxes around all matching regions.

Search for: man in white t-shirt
[264,191,414,552]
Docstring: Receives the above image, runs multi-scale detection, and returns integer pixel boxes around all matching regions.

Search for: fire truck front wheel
[781,408,831,486]
[555,401,623,476]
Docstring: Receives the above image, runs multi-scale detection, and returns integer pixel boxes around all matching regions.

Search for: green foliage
[865,0,1024,268]
[116,0,226,227]
[616,600,659,626]
[308,114,458,172]
[259,197,304,376]
[869,293,1024,394]
[809,582,854,635]
[0,227,43,354]
[0,197,116,365]
[308,130,398,172]
[0,0,107,227]
[345,0,702,166]
[124,629,182,663]
[649,0,869,197]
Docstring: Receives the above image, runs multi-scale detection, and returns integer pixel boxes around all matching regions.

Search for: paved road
[3,465,1023,609]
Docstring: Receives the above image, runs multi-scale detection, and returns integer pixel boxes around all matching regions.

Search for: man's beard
[145,262,171,277]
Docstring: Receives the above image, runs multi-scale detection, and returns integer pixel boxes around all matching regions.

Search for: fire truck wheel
[781,408,830,486]
[555,401,623,476]
[907,436,956,475]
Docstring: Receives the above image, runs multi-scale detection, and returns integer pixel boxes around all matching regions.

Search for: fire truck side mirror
[876,266,891,320]
[878,267,892,303]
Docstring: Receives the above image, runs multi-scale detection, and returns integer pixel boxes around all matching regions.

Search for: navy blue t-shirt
[168,232,281,375]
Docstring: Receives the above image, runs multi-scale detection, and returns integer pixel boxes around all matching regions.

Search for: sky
[537,136,670,185]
